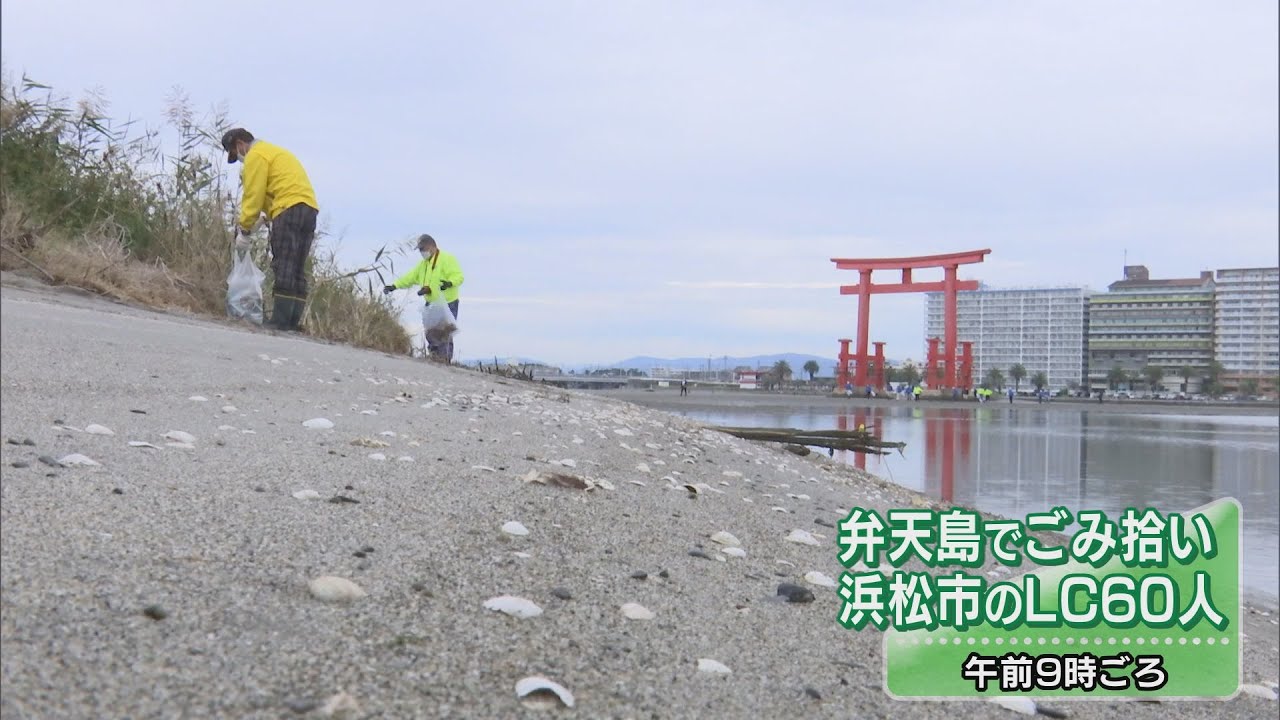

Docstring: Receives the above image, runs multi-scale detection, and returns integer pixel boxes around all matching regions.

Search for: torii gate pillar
[832,250,990,391]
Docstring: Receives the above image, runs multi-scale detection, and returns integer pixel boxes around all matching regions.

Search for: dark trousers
[426,300,459,362]
[269,204,318,300]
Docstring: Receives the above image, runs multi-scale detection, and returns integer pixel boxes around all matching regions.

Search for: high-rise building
[1213,267,1279,394]
[1086,265,1215,394]
[924,285,1090,392]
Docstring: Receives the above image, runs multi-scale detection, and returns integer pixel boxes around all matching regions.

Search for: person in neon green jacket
[384,234,465,362]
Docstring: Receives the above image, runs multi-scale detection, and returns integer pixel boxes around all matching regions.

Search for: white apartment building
[925,285,1090,392]
[1214,267,1280,389]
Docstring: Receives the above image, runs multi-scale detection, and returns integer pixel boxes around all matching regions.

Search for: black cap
[221,128,254,163]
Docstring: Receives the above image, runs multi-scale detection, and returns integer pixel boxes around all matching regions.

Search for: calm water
[671,404,1280,603]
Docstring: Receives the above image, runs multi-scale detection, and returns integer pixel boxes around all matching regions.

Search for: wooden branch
[706,425,905,455]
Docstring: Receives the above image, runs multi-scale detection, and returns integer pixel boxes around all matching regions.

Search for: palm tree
[984,368,1005,390]
[1203,361,1225,396]
[1142,365,1164,394]
[802,360,820,382]
[1031,371,1048,392]
[1106,365,1128,391]
[1009,364,1027,392]
[1240,378,1260,397]
[772,360,792,388]
[900,365,922,388]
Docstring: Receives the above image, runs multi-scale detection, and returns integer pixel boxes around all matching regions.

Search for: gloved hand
[439,280,453,291]
[417,286,431,297]
[233,227,250,252]
[382,285,396,295]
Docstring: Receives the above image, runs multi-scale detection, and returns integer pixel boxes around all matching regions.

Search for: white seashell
[303,418,334,430]
[308,576,367,602]
[1241,684,1279,700]
[804,571,837,588]
[484,595,543,618]
[57,453,100,467]
[164,430,196,444]
[189,396,208,402]
[408,441,420,447]
[722,547,747,558]
[379,431,397,437]
[217,425,237,431]
[502,521,530,536]
[221,405,237,414]
[772,507,790,513]
[367,453,386,461]
[397,456,414,463]
[722,470,743,478]
[318,691,360,717]
[636,463,650,473]
[629,480,646,486]
[127,441,158,449]
[472,465,498,473]
[515,676,575,709]
[697,658,732,674]
[572,436,584,444]
[293,490,322,500]
[596,479,616,491]
[360,410,377,415]
[512,552,532,559]
[990,697,1037,715]
[710,531,741,547]
[620,602,655,620]
[786,529,821,546]
[557,459,577,468]
[776,560,795,567]
[84,424,114,436]
[613,428,634,436]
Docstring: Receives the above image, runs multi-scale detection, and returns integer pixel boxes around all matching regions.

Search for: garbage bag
[226,249,266,325]
[421,293,458,347]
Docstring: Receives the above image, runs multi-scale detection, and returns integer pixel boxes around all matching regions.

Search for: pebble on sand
[308,576,367,602]
[697,658,732,675]
[776,583,815,603]
[57,453,100,467]
[483,595,544,619]
[803,571,837,588]
[620,602,655,620]
[990,697,1037,715]
[515,676,575,710]
[785,529,821,546]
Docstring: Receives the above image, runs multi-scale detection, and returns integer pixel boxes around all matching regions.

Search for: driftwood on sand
[706,425,906,455]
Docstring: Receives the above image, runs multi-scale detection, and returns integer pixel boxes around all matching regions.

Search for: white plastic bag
[226,250,266,325]
[420,293,458,348]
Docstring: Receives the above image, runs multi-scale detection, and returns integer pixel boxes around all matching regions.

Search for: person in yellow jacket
[384,234,465,362]
[222,128,319,332]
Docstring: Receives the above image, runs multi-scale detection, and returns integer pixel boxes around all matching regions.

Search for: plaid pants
[269,204,318,299]
[426,300,459,362]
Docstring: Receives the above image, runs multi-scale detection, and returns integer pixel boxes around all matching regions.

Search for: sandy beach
[2,279,1277,718]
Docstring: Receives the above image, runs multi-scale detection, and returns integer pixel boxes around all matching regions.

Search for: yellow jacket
[393,249,464,303]
[238,140,319,232]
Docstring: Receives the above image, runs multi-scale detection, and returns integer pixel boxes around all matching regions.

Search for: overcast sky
[4,1,1277,367]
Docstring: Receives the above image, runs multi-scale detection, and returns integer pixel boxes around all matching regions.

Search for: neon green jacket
[238,140,319,232]
[393,249,464,303]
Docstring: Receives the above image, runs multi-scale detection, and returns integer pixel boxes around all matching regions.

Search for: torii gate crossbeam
[831,249,990,392]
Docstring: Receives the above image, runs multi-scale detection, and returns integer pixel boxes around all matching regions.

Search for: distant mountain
[606,353,844,376]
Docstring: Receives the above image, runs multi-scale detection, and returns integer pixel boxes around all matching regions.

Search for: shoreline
[2,283,1277,717]
[595,387,1280,418]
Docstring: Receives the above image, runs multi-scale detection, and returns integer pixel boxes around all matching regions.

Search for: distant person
[223,128,319,332]
[865,384,873,398]
[384,234,464,362]
[913,385,922,402]
[845,382,854,397]
[1008,387,1015,404]
[680,379,688,396]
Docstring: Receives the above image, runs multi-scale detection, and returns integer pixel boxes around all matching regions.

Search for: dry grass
[0,74,412,357]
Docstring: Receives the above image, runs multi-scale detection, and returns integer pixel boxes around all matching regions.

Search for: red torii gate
[831,249,990,392]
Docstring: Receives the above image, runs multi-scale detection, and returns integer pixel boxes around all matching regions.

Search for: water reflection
[671,405,1279,603]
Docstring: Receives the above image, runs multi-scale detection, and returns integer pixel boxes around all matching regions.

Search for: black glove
[382,285,396,295]
[439,280,454,291]
[417,287,431,297]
